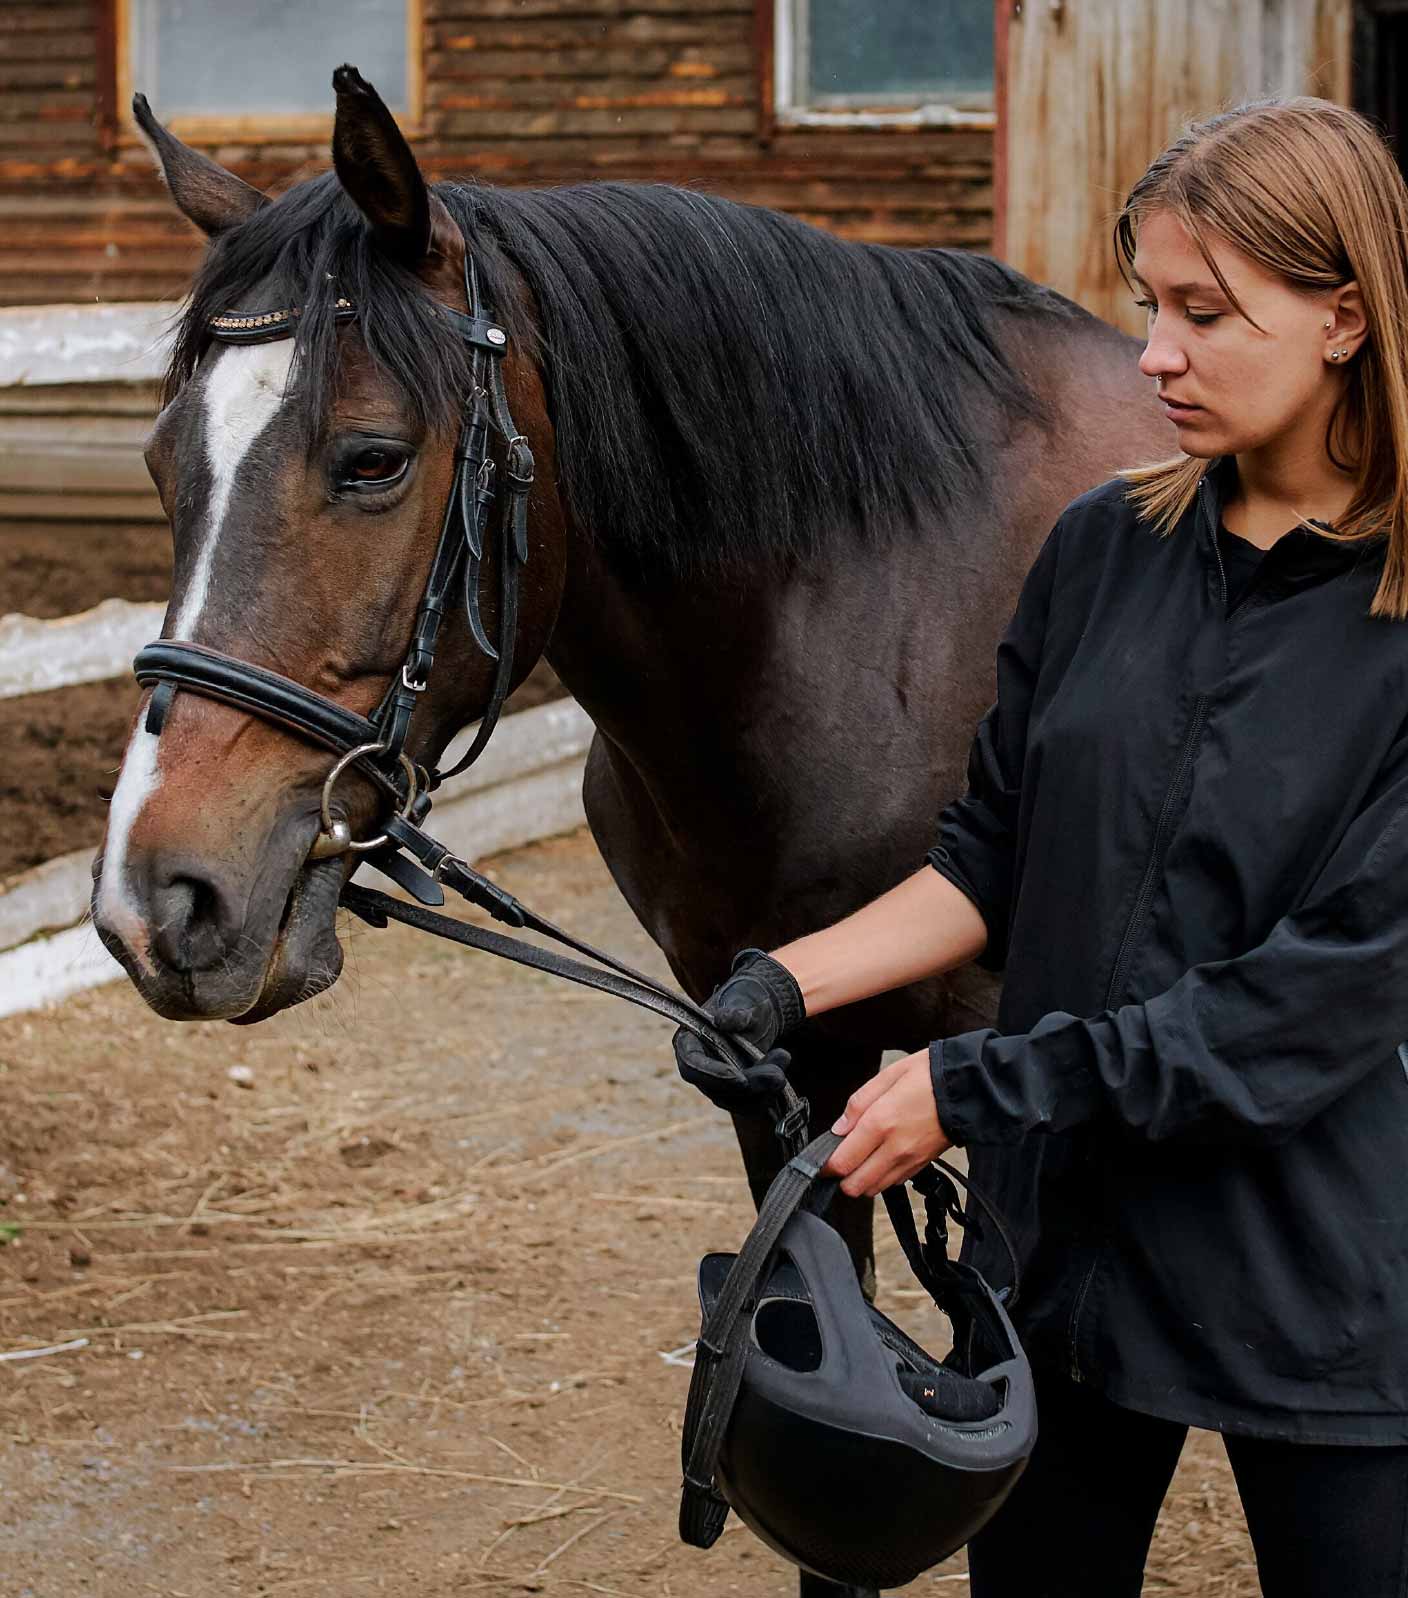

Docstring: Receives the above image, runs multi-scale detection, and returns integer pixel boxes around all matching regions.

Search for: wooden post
[1002,0,1354,327]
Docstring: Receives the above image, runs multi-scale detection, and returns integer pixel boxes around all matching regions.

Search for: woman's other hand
[822,1049,951,1197]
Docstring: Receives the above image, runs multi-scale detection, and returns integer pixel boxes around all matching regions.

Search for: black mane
[168,172,1080,580]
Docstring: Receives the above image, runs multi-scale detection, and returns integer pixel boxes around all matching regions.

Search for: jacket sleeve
[925,514,1065,974]
[932,718,1408,1147]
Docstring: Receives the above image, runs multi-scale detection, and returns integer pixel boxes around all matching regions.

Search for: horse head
[92,68,566,1023]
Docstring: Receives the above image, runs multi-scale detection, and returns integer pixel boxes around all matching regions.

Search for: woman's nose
[1138,319,1188,381]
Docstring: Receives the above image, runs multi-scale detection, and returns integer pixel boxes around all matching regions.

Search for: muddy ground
[0,827,1262,1596]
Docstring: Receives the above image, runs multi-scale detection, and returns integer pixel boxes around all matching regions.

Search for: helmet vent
[752,1295,824,1372]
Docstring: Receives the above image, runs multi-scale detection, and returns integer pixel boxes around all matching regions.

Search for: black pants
[966,1367,1408,1598]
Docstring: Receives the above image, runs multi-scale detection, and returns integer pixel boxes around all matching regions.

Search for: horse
[91,68,1173,1595]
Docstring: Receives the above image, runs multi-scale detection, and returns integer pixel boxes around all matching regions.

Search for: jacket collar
[1194,454,1384,592]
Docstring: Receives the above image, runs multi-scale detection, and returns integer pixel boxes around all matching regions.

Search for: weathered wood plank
[432,106,760,137]
[0,489,161,519]
[0,93,94,121]
[0,121,98,147]
[427,0,749,17]
[426,45,753,80]
[0,60,95,90]
[2,5,95,32]
[431,80,755,111]
[0,32,95,63]
[0,385,159,416]
[430,16,747,49]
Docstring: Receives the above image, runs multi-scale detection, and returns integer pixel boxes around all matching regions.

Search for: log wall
[0,0,997,308]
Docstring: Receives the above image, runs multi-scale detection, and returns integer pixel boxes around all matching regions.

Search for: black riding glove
[673,947,806,1112]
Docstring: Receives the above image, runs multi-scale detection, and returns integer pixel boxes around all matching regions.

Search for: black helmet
[679,1130,1035,1591]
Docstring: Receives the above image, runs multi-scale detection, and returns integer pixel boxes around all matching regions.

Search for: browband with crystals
[208,297,355,342]
[206,296,509,357]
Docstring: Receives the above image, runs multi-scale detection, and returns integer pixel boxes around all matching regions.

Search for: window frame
[768,0,996,131]
[109,0,425,146]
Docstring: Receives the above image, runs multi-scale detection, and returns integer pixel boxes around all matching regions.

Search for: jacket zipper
[1100,696,1211,1011]
[1069,485,1227,1383]
[1101,483,1226,1013]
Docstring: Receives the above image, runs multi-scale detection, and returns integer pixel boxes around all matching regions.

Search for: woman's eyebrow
[1130,270,1225,296]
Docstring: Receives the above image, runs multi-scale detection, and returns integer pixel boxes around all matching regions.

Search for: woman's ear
[132,93,269,237]
[1327,281,1369,354]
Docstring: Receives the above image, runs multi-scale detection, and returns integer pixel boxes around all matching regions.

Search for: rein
[129,239,811,1157]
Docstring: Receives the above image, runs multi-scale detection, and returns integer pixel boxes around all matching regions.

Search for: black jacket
[926,453,1408,1441]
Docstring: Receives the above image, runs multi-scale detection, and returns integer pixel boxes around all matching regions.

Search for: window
[119,0,421,135]
[774,0,994,128]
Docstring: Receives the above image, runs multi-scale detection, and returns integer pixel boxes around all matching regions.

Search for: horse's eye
[347,447,406,483]
[333,440,413,495]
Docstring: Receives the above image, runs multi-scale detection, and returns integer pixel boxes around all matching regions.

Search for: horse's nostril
[151,868,237,974]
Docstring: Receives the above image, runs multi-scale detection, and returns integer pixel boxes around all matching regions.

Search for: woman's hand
[673,948,806,1111]
[822,1049,951,1197]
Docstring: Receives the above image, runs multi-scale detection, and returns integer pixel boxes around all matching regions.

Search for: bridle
[134,248,531,880]
[126,233,814,1158]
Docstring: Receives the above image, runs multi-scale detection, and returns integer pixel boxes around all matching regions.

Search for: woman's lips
[1161,398,1202,420]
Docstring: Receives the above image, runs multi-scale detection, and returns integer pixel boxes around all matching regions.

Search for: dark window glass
[798,0,993,109]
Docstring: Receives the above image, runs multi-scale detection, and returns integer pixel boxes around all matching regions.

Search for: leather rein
[129,241,811,1157]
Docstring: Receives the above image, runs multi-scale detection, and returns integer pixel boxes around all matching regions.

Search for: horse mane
[167,171,1084,580]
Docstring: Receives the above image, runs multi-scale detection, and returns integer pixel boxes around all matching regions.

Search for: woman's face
[1131,208,1361,461]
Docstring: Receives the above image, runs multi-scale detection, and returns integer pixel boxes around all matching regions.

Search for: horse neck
[538,306,1168,793]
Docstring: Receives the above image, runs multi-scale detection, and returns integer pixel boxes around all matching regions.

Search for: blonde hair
[1114,96,1408,619]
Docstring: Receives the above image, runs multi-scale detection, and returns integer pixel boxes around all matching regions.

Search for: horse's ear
[131,93,268,237]
[331,64,431,266]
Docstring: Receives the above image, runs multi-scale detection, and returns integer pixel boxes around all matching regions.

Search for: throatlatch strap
[679,1130,842,1548]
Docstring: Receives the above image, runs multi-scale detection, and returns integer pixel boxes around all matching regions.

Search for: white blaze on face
[96,341,295,956]
[174,339,295,638]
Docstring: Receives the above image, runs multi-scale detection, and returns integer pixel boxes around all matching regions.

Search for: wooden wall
[1000,0,1355,334]
[0,0,996,307]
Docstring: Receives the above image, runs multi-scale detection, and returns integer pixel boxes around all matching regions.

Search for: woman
[675,97,1408,1595]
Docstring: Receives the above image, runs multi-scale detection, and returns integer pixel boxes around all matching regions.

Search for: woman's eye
[1132,298,1219,327]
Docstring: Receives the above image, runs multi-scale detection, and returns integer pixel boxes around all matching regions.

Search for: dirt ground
[0,827,1264,1597]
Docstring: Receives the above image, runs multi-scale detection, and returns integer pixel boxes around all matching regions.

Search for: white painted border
[0,303,173,389]
[0,599,165,700]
